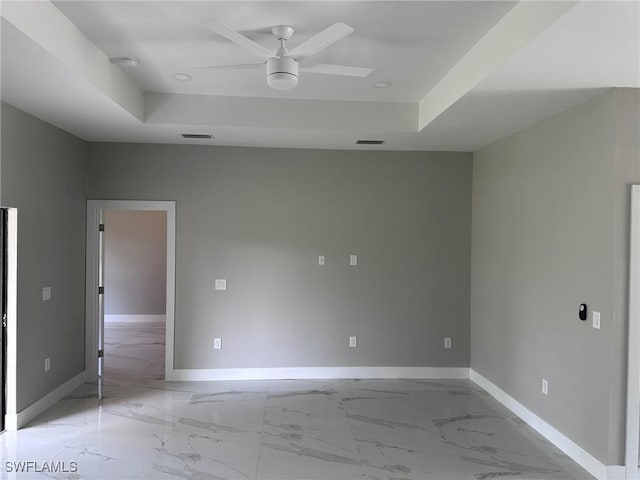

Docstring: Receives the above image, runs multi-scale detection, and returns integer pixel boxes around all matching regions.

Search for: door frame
[0,208,6,432]
[2,208,17,430]
[626,185,640,479]
[85,200,176,382]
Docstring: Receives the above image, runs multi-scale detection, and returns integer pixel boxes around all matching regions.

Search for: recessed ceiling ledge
[144,93,418,132]
[0,0,144,121]
[417,0,578,131]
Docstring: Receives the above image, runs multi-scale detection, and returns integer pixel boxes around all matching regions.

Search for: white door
[98,209,106,380]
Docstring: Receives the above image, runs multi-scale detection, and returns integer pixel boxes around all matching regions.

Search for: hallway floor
[1,322,593,479]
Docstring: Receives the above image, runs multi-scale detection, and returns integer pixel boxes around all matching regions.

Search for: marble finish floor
[0,322,594,479]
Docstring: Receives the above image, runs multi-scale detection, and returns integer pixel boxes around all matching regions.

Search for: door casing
[626,185,640,479]
[85,200,176,383]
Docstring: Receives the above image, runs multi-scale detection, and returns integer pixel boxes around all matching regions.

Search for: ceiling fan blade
[194,62,265,70]
[288,23,354,60]
[206,20,273,58]
[300,63,372,77]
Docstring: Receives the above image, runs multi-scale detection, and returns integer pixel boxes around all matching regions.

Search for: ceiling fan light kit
[203,20,372,91]
[267,57,299,90]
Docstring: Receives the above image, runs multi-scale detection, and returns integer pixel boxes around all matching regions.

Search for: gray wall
[610,88,640,462]
[471,89,639,465]
[1,102,88,411]
[88,145,472,369]
[104,210,167,316]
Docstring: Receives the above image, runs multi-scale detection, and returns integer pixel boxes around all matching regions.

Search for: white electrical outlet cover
[593,311,601,329]
[350,254,358,266]
[349,336,357,347]
[214,338,222,349]
[444,337,452,349]
[42,286,51,301]
[319,256,325,265]
[215,279,227,291]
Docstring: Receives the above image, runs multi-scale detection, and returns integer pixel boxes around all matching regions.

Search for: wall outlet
[349,336,357,348]
[214,338,222,349]
[318,255,325,266]
[44,357,51,372]
[215,279,227,291]
[593,311,601,329]
[444,337,452,349]
[542,378,549,395]
[349,254,358,266]
[42,286,51,301]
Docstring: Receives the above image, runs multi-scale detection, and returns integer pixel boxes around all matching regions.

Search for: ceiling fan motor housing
[267,57,299,90]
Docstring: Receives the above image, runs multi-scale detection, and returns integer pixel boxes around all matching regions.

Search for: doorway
[103,210,167,383]
[1,208,7,432]
[1,208,17,430]
[85,201,176,385]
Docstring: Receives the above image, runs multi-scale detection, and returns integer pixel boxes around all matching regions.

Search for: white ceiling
[1,1,638,152]
[52,1,515,102]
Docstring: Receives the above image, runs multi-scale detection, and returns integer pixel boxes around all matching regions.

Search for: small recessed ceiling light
[110,57,139,68]
[173,73,192,81]
[373,81,391,89]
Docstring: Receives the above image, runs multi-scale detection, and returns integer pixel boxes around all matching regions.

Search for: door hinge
[99,224,105,232]
[98,349,104,358]
[98,286,104,294]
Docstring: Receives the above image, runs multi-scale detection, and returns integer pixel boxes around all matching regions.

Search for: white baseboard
[5,370,86,430]
[167,366,470,382]
[469,369,621,480]
[105,314,165,323]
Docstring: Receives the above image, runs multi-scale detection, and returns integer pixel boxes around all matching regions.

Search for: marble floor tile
[0,322,594,480]
[258,387,363,479]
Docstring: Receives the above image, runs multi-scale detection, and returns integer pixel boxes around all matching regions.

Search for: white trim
[470,369,619,480]
[4,209,17,427]
[85,203,99,382]
[627,184,640,479]
[105,314,166,323]
[166,366,469,382]
[86,200,175,383]
[5,370,85,431]
[608,466,626,480]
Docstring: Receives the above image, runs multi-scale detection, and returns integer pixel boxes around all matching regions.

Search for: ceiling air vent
[181,134,213,139]
[356,140,385,145]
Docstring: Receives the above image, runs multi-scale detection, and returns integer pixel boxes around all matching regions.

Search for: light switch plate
[42,286,51,301]
[215,279,227,291]
[593,311,601,329]
[318,255,325,266]
[214,338,222,349]
[349,336,357,348]
[542,378,548,395]
[349,254,358,266]
[44,357,51,372]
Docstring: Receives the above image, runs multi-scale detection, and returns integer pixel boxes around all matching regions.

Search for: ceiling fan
[199,21,373,91]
